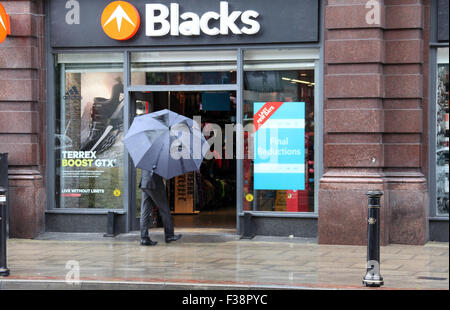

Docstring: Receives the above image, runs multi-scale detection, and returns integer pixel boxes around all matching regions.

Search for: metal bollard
[0,187,9,277]
[104,211,118,237]
[362,191,383,287]
[240,212,255,239]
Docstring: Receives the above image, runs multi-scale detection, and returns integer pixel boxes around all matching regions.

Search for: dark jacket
[139,168,163,189]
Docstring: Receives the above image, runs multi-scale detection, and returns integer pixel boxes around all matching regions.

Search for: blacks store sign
[50,0,320,47]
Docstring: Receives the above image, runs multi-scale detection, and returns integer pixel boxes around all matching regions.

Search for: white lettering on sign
[257,106,275,125]
[145,1,260,37]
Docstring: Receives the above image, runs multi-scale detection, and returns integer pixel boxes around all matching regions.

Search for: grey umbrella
[123,109,208,179]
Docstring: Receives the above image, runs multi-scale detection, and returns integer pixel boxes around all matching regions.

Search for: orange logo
[101,1,140,41]
[0,2,11,44]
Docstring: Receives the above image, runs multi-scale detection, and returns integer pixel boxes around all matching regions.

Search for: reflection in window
[436,63,449,215]
[55,53,124,209]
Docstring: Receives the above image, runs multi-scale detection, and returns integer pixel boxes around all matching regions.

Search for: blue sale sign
[253,102,305,190]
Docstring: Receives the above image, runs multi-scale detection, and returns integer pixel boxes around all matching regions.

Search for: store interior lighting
[282,76,315,86]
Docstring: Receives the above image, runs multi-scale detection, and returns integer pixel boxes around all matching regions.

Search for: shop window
[54,53,124,209]
[436,48,449,216]
[243,49,318,213]
[130,50,237,85]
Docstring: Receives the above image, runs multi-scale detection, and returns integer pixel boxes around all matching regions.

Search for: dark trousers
[140,188,174,239]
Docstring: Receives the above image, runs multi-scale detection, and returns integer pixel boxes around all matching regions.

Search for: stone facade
[0,0,46,238]
[319,0,430,245]
[0,0,441,243]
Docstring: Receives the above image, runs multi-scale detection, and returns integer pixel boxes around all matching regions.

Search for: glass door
[128,90,237,231]
[126,50,239,232]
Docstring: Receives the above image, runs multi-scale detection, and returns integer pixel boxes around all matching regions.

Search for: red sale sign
[253,102,284,132]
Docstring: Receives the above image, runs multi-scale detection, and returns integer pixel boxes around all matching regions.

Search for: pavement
[0,229,448,290]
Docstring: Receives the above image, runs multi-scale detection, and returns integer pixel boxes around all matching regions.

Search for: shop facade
[0,0,448,244]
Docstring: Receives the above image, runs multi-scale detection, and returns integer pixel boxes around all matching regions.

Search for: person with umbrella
[139,164,181,246]
[123,109,208,246]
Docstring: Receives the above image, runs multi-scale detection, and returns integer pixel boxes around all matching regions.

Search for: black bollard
[0,187,9,277]
[240,212,255,239]
[362,191,383,287]
[104,211,118,237]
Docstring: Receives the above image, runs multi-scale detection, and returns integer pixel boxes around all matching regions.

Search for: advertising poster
[58,71,124,208]
[253,102,305,190]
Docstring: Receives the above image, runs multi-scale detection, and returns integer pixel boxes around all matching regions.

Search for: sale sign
[253,102,305,190]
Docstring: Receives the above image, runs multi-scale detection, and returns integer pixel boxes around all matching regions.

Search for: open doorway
[131,91,237,230]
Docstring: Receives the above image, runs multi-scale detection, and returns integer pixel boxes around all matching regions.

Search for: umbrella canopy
[123,109,208,179]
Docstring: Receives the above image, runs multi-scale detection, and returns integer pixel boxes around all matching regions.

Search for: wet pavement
[0,229,448,290]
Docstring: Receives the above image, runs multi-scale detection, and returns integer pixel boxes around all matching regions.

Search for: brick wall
[0,0,46,238]
[319,0,429,245]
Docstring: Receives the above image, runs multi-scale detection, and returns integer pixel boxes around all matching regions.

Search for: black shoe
[140,238,158,246]
[165,234,182,243]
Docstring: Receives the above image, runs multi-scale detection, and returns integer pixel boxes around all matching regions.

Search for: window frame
[429,47,449,219]
[46,46,323,232]
[429,0,449,221]
[240,49,320,216]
